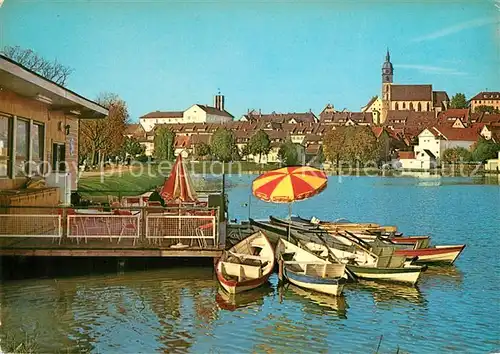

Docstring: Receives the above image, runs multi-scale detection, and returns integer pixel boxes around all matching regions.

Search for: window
[0,115,10,177]
[426,102,430,111]
[402,102,406,109]
[395,102,399,110]
[410,102,414,110]
[15,119,29,176]
[52,143,66,172]
[417,102,421,111]
[31,123,45,175]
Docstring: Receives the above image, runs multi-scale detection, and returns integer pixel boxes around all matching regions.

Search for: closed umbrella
[160,154,198,203]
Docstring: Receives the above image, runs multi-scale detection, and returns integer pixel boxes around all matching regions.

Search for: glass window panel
[15,119,29,177]
[0,116,10,177]
[31,123,44,175]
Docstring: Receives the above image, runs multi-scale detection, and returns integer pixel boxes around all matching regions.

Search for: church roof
[390,85,433,101]
[433,91,450,108]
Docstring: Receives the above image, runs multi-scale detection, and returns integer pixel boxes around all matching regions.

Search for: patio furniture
[113,209,139,244]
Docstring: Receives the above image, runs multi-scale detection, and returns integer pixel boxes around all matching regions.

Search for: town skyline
[0,0,498,121]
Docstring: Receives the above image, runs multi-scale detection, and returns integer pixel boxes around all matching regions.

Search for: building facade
[469,92,500,113]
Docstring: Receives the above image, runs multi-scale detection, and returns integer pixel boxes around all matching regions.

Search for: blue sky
[0,0,498,122]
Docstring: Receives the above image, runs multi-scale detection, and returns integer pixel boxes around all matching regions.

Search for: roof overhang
[0,55,108,119]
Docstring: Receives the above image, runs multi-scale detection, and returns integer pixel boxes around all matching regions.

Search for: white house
[139,94,233,131]
[414,127,478,163]
[182,104,233,124]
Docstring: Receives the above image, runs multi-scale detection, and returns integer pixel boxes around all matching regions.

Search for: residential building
[139,94,233,131]
[241,110,318,124]
[361,96,383,124]
[469,92,500,113]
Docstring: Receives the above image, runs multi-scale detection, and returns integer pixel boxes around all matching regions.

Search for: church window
[426,103,430,111]
[395,102,399,110]
[402,102,406,109]
[417,102,421,111]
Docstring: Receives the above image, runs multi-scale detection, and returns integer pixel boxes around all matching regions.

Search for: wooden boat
[215,231,275,294]
[394,245,466,264]
[292,215,398,233]
[215,284,274,311]
[275,238,347,296]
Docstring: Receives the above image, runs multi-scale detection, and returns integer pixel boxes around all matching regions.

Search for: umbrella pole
[287,203,292,241]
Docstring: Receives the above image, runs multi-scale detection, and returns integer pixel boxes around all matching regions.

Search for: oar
[313,230,357,282]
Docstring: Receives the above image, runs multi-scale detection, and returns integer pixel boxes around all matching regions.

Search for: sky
[0,0,499,122]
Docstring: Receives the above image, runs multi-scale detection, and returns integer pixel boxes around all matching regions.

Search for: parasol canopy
[252,166,327,203]
[160,154,198,203]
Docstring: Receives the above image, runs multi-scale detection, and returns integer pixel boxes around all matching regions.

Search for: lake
[1,174,499,353]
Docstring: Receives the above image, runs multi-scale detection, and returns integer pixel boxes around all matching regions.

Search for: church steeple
[382,48,394,83]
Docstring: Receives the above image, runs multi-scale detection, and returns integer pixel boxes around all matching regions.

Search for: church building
[380,50,449,124]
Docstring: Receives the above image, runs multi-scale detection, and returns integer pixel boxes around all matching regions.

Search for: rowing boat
[215,231,275,294]
[276,238,347,296]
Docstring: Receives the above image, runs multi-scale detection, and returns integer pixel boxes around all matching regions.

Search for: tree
[248,130,271,164]
[323,128,347,167]
[211,128,236,162]
[475,105,500,114]
[471,137,500,162]
[154,127,175,161]
[278,139,299,166]
[449,93,468,109]
[442,147,472,163]
[342,126,379,164]
[118,137,145,160]
[241,144,251,161]
[195,142,211,159]
[79,93,128,165]
[1,45,73,86]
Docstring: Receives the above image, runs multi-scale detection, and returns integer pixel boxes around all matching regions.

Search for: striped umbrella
[160,154,198,203]
[252,166,327,204]
[252,166,327,239]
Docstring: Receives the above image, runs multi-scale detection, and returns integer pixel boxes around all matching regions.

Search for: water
[1,175,499,353]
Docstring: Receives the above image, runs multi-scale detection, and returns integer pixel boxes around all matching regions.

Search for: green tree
[343,126,379,164]
[241,144,251,161]
[442,147,472,163]
[118,137,145,159]
[475,105,500,114]
[248,130,271,164]
[472,137,500,162]
[278,139,299,166]
[195,142,211,159]
[154,127,175,160]
[211,128,236,162]
[449,93,468,109]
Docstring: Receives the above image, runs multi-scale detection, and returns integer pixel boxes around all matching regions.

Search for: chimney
[214,92,225,111]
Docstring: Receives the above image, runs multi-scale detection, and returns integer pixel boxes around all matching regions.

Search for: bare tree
[1,45,73,86]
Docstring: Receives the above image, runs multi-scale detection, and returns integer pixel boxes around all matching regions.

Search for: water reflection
[421,266,464,288]
[351,280,427,306]
[283,284,348,318]
[215,283,274,311]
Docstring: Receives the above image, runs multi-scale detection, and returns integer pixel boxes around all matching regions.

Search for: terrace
[0,190,225,258]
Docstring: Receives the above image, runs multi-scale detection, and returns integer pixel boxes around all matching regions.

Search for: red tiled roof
[140,111,184,119]
[480,114,500,124]
[470,91,500,101]
[371,126,384,138]
[174,135,191,148]
[431,126,480,141]
[247,111,317,123]
[398,151,415,159]
[390,85,432,101]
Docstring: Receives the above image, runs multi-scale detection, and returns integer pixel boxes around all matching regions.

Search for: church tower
[381,49,394,124]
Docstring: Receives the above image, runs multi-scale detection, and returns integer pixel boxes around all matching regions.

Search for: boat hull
[285,268,346,296]
[216,269,272,294]
[394,245,465,264]
[346,264,423,285]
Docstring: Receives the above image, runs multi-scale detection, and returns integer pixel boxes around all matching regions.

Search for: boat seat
[220,261,262,281]
[229,252,263,260]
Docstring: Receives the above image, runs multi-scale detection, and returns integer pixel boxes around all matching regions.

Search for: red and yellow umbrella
[252,166,327,203]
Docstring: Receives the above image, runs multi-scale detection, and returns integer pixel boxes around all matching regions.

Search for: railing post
[141,206,146,245]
